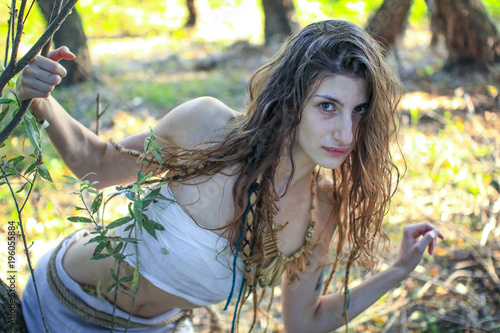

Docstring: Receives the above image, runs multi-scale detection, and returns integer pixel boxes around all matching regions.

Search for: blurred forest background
[1,0,499,332]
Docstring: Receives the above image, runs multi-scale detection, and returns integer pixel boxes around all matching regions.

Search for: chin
[316,158,346,170]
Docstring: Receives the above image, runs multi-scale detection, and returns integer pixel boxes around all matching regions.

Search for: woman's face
[294,75,369,170]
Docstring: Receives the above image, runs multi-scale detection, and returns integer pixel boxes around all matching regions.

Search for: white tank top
[115,184,243,306]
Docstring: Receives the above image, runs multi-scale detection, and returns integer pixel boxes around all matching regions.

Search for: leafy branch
[64,129,169,331]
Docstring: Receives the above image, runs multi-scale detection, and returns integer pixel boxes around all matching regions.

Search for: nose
[333,113,354,146]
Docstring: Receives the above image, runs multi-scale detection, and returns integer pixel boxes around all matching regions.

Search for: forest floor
[1,27,499,332]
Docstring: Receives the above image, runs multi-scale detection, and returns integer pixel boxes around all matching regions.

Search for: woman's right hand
[16,46,75,110]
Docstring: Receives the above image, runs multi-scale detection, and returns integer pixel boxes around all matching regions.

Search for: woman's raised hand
[393,222,445,275]
[16,46,75,105]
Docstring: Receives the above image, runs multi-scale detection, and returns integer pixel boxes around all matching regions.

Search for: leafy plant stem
[0,165,49,333]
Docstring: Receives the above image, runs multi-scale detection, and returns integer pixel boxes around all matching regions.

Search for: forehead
[311,75,369,102]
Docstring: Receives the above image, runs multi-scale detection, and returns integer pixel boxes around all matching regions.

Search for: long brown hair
[146,19,404,330]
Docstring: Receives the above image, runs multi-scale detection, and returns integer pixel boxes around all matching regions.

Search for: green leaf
[24,162,37,176]
[131,264,140,292]
[142,216,164,239]
[123,224,134,232]
[137,171,145,184]
[110,268,118,282]
[81,172,97,179]
[23,115,42,153]
[92,192,103,214]
[15,181,31,193]
[143,222,156,239]
[125,191,136,201]
[133,201,143,229]
[119,275,133,283]
[96,281,105,303]
[120,237,139,244]
[150,140,159,151]
[141,171,153,185]
[38,164,53,182]
[151,149,162,165]
[67,216,93,223]
[0,172,17,180]
[149,219,165,231]
[113,242,124,254]
[106,216,133,229]
[8,156,25,167]
[105,282,118,293]
[63,175,81,183]
[0,108,9,124]
[105,241,113,253]
[143,188,170,202]
[87,187,98,194]
[92,242,107,258]
[85,235,110,244]
[0,98,14,104]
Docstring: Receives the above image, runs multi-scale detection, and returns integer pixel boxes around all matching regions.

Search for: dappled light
[1,0,500,332]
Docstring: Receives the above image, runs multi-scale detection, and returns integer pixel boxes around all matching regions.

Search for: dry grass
[1,29,499,332]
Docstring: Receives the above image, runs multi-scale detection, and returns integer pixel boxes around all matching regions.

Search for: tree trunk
[366,0,413,51]
[36,0,94,86]
[0,278,27,332]
[184,0,197,28]
[261,0,297,45]
[428,0,500,71]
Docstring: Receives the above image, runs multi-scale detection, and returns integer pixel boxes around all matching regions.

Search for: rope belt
[46,231,192,329]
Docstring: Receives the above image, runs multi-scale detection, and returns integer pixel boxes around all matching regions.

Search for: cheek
[352,115,362,141]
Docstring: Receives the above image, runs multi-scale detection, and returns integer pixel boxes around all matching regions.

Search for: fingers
[404,222,444,240]
[411,224,444,255]
[47,46,76,62]
[17,48,73,101]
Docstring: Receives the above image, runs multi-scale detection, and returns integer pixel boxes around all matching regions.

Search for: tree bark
[428,0,500,71]
[36,0,94,86]
[366,0,413,51]
[261,0,297,45]
[185,0,197,28]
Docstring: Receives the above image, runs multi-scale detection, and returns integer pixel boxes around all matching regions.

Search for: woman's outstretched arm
[281,222,444,333]
[16,48,236,188]
[16,46,152,188]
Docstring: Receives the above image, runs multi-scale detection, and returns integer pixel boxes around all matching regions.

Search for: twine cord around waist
[46,231,191,329]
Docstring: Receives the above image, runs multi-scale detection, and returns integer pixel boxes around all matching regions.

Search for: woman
[18,20,444,332]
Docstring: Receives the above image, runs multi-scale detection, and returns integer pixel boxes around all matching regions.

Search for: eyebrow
[314,94,369,109]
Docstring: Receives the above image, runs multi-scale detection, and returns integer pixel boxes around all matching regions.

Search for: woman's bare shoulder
[153,96,240,147]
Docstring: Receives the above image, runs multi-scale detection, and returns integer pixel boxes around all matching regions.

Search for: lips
[322,146,350,157]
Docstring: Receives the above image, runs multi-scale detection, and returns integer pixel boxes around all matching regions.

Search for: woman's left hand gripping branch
[16,46,75,107]
[393,222,445,274]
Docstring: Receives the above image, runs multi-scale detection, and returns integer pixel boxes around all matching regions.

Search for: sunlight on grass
[2,2,500,330]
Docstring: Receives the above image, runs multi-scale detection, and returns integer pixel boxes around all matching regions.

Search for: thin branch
[41,0,64,56]
[23,0,38,25]
[9,0,28,68]
[19,154,43,213]
[0,165,49,333]
[4,0,15,67]
[0,99,33,145]
[95,94,110,136]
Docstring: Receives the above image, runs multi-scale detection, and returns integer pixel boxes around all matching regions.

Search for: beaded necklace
[256,179,318,287]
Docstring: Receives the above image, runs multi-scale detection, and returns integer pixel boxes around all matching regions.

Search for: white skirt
[21,230,194,332]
